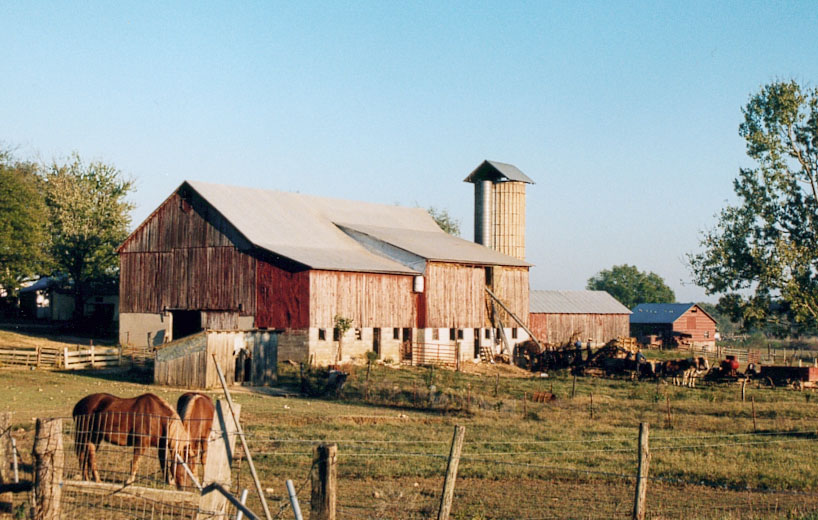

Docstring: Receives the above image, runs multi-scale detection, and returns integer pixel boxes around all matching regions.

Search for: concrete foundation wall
[120,312,169,347]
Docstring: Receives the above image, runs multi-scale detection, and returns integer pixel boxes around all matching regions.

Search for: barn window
[704,330,710,338]
[318,329,326,341]
[457,329,464,340]
[485,267,494,287]
[485,329,491,339]
[511,328,518,339]
[333,328,340,341]
[449,328,456,341]
[432,329,440,341]
[402,328,411,341]
[355,328,362,340]
[393,328,400,340]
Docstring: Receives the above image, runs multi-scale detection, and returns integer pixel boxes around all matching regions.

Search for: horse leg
[127,443,146,485]
[88,443,101,483]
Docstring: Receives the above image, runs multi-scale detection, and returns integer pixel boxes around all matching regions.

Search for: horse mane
[177,393,201,423]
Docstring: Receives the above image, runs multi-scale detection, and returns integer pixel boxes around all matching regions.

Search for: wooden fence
[0,345,154,370]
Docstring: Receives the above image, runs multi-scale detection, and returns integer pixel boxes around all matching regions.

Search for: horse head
[164,416,191,489]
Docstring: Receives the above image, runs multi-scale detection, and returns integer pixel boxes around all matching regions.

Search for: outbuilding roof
[629,303,712,324]
[529,290,631,314]
[168,181,528,274]
[463,160,535,184]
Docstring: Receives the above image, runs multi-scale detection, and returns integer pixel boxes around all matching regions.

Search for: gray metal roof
[629,303,697,324]
[530,290,631,314]
[340,224,529,267]
[184,181,528,273]
[463,160,535,184]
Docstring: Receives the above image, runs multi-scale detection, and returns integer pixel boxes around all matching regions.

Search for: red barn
[629,303,717,349]
[118,180,529,366]
[528,290,631,346]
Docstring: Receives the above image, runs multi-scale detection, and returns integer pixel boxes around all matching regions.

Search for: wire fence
[5,410,818,519]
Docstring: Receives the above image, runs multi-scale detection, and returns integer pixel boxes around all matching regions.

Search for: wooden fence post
[751,396,757,431]
[0,413,13,512]
[198,401,241,519]
[632,422,650,520]
[571,375,577,399]
[310,443,337,520]
[63,348,69,370]
[33,418,63,520]
[36,346,41,368]
[117,345,123,366]
[90,345,95,368]
[741,379,747,402]
[438,425,466,520]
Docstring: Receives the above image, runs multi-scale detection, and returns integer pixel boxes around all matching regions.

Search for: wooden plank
[62,480,197,505]
[198,401,241,519]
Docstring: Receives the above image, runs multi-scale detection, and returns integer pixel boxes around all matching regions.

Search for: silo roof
[463,160,535,184]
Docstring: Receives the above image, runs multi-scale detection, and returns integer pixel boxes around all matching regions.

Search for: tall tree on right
[586,264,675,309]
[689,80,818,326]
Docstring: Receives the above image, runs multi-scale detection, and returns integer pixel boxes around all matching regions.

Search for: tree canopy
[689,80,818,327]
[0,150,49,295]
[586,264,676,309]
[44,153,134,319]
[427,206,461,236]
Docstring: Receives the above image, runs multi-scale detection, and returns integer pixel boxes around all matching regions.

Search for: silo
[464,160,534,261]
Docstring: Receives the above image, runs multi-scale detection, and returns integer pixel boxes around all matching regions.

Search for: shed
[154,329,278,389]
[629,303,716,348]
[528,290,631,346]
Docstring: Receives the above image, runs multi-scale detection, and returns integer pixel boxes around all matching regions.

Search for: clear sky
[2,1,817,302]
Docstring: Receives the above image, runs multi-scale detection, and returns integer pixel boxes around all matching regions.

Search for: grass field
[2,337,818,518]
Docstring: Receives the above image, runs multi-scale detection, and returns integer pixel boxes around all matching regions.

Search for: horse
[72,393,190,489]
[176,392,215,478]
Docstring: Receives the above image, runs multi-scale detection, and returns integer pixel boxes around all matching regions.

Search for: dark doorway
[373,328,381,358]
[171,310,202,340]
[474,328,480,358]
[401,328,413,362]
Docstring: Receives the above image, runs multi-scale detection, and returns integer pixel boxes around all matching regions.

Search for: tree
[333,314,353,363]
[44,153,134,322]
[586,264,676,309]
[689,80,818,326]
[427,206,461,236]
[0,150,49,296]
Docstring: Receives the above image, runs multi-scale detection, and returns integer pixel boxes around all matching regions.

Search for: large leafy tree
[0,150,49,296]
[689,80,818,326]
[44,153,134,321]
[586,264,676,309]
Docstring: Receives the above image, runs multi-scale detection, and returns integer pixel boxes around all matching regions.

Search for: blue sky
[2,1,817,302]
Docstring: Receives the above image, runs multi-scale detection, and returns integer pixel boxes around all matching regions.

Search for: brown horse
[72,393,190,488]
[176,392,215,477]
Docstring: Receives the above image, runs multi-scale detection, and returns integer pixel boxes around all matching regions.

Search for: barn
[629,303,717,349]
[119,163,532,367]
[528,290,631,347]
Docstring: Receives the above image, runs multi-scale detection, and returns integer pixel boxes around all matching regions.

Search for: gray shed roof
[530,290,631,314]
[464,160,535,184]
[183,181,527,273]
[630,303,703,324]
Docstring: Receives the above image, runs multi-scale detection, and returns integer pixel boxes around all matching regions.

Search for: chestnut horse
[72,393,190,488]
[176,392,215,477]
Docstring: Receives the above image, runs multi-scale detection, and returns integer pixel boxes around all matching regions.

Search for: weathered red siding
[424,263,486,328]
[529,313,630,346]
[119,190,258,315]
[256,261,310,329]
[672,306,716,343]
[309,270,415,327]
